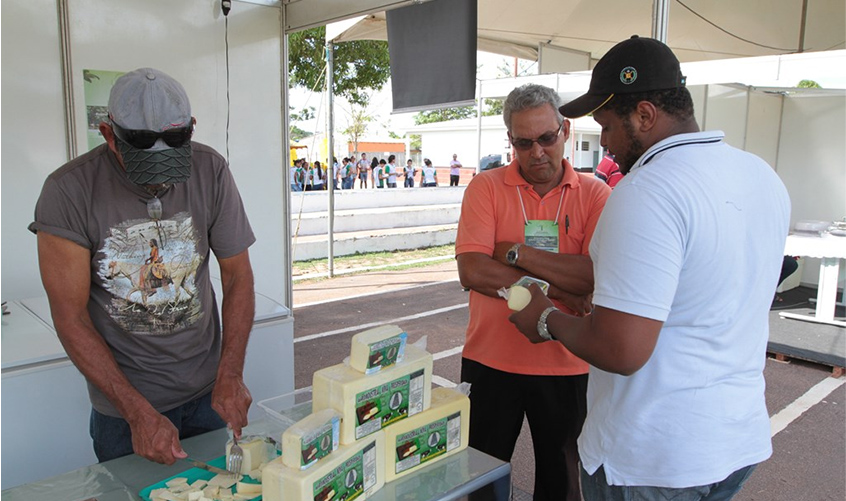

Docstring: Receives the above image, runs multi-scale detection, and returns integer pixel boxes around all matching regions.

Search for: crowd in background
[289,153,440,191]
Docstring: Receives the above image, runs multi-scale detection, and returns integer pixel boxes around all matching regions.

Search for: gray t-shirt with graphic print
[29,142,255,417]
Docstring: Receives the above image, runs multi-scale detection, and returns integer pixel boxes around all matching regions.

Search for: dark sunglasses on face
[510,121,564,151]
[111,120,194,150]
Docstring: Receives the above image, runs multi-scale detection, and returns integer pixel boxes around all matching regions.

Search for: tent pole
[326,39,335,278]
[652,0,670,43]
[476,79,483,175]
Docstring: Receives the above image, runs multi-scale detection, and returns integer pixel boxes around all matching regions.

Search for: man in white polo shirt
[509,36,790,500]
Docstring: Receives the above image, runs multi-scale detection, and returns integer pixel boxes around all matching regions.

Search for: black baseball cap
[559,35,686,118]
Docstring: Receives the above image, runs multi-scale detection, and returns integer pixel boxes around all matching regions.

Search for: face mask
[116,138,192,185]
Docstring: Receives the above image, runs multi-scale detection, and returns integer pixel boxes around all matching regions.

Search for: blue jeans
[581,464,757,501]
[90,391,225,462]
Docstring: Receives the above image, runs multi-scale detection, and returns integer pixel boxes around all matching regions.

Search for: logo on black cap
[620,67,637,85]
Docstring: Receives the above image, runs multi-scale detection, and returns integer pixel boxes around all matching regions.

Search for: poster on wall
[83,69,125,151]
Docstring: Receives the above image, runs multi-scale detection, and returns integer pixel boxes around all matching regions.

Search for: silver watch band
[537,306,558,341]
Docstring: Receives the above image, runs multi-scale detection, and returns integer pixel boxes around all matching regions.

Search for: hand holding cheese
[507,285,532,311]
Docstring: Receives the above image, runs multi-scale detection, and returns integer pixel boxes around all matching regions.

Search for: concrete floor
[292,261,845,500]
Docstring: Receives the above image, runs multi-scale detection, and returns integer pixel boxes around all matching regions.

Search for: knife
[183,457,236,476]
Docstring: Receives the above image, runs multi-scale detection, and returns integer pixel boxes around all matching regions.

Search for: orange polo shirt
[455,159,610,375]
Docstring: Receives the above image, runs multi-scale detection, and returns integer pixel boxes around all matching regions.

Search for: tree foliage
[797,79,821,88]
[288,26,391,106]
[413,98,504,125]
[342,105,375,155]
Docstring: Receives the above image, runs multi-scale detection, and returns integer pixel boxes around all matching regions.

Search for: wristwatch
[537,306,558,341]
[506,243,522,266]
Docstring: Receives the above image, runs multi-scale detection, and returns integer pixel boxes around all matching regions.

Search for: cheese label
[354,369,425,440]
[311,440,378,501]
[299,416,340,469]
[363,332,407,374]
[394,412,462,474]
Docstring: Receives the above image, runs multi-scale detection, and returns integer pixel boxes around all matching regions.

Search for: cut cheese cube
[235,481,262,495]
[226,436,272,475]
[349,325,408,374]
[384,386,470,482]
[262,431,385,501]
[313,344,433,444]
[281,408,341,470]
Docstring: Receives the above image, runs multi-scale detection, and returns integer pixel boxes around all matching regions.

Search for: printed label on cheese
[363,332,407,374]
[312,440,377,501]
[299,417,340,469]
[395,412,461,474]
[354,369,425,440]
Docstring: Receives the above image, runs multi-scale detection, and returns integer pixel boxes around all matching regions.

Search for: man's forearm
[500,243,594,295]
[218,265,255,377]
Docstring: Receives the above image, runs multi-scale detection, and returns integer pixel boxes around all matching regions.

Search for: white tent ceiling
[308,0,845,66]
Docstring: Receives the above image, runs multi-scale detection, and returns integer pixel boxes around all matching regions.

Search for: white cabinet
[1,289,294,489]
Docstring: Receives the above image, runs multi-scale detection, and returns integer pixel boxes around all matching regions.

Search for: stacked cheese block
[262,325,471,501]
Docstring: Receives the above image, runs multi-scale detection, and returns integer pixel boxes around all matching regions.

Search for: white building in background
[404,114,602,171]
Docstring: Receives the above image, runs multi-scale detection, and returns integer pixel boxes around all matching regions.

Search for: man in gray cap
[509,36,790,499]
[30,68,256,465]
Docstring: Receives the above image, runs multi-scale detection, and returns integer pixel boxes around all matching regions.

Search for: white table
[780,233,846,327]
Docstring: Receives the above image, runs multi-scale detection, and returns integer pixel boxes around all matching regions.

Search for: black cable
[675,0,795,52]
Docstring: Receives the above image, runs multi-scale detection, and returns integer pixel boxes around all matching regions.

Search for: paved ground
[292,261,845,500]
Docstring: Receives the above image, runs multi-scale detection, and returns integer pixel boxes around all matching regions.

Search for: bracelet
[537,306,558,341]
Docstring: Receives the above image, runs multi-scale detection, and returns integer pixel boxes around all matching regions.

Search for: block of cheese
[281,408,341,470]
[349,325,408,374]
[383,386,470,482]
[262,431,385,501]
[313,344,433,444]
[226,436,274,475]
[507,285,532,311]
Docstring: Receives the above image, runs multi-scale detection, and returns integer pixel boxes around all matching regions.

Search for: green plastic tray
[139,455,262,500]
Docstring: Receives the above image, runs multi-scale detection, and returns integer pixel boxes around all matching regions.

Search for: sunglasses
[111,120,194,150]
[510,122,564,151]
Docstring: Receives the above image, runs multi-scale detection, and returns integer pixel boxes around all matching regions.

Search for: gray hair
[503,84,563,131]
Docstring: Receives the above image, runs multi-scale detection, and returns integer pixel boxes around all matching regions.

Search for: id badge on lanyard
[525,220,559,253]
[517,185,567,254]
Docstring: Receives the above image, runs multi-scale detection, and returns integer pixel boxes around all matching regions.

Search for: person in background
[357,153,369,189]
[342,157,356,190]
[421,158,438,187]
[594,152,622,188]
[290,159,303,192]
[385,154,399,188]
[29,68,255,465]
[302,160,313,191]
[449,153,462,186]
[404,159,417,188]
[376,158,387,189]
[370,156,380,188]
[332,156,340,190]
[312,160,325,191]
[509,36,790,501]
[455,83,611,501]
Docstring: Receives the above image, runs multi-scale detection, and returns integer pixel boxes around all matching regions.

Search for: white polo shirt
[581,131,790,488]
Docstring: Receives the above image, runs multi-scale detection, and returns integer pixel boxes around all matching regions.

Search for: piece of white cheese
[507,285,532,311]
[226,437,272,475]
[313,344,433,444]
[349,325,408,374]
[262,431,385,501]
[281,408,341,470]
[383,386,470,482]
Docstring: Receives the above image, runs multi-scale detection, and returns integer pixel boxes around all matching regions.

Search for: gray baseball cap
[108,68,192,141]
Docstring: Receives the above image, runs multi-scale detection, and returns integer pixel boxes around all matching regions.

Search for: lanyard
[516,184,567,226]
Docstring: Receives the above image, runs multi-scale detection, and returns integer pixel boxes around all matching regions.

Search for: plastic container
[257,388,314,436]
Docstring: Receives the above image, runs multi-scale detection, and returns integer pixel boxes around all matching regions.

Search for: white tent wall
[1,0,290,307]
[776,93,846,286]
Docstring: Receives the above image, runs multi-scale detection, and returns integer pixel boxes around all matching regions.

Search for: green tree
[797,79,821,88]
[288,26,391,106]
[413,98,504,125]
[342,104,375,156]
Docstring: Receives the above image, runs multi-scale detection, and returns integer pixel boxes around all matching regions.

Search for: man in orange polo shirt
[456,83,610,500]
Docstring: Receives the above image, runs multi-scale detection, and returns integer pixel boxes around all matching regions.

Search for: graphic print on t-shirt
[99,212,203,334]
